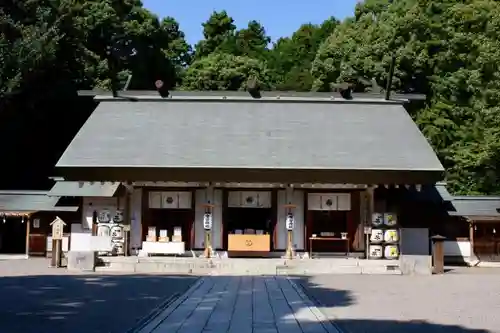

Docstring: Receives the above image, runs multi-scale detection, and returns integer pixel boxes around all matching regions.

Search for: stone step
[95,258,401,275]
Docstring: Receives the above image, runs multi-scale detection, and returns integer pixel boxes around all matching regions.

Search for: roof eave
[55,166,444,185]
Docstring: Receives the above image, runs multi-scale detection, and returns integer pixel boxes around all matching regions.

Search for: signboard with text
[50,217,66,240]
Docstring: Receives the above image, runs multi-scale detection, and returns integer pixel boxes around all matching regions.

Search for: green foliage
[193,11,237,59]
[1,0,191,99]
[181,53,269,91]
[267,18,338,91]
[3,1,500,194]
[313,0,500,194]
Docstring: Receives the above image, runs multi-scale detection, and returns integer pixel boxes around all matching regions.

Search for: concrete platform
[95,257,402,275]
[135,276,341,333]
[0,254,29,260]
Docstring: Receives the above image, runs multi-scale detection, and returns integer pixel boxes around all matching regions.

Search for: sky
[142,0,360,46]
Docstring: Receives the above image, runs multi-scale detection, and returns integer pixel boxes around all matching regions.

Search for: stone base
[67,251,96,272]
[95,256,403,275]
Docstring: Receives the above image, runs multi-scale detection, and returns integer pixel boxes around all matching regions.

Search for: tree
[159,16,192,83]
[194,10,236,59]
[311,0,500,194]
[181,53,269,91]
[228,20,270,59]
[0,0,189,189]
[268,17,338,91]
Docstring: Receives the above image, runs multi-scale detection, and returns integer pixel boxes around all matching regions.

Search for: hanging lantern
[2,215,5,223]
[286,213,295,231]
[203,212,213,230]
[21,216,24,224]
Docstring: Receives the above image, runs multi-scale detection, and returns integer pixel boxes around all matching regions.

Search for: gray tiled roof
[48,181,120,197]
[56,100,444,172]
[449,196,500,218]
[0,192,79,213]
[435,182,452,201]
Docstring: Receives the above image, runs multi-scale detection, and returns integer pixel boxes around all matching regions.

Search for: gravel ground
[296,269,500,333]
[0,258,198,333]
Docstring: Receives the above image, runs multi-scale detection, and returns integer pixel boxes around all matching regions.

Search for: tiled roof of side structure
[0,192,79,213]
[48,181,121,197]
[449,196,500,218]
[56,99,444,172]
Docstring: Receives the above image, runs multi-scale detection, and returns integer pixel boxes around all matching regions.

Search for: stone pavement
[0,258,198,333]
[138,276,339,333]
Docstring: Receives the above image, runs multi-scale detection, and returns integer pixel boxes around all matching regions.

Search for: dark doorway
[473,222,500,261]
[146,209,193,249]
[309,210,348,253]
[0,217,27,254]
[225,208,274,248]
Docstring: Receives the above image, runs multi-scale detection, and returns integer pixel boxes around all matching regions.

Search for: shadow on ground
[294,276,490,333]
[0,273,197,333]
[0,271,491,333]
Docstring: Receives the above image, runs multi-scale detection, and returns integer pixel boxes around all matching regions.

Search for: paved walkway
[138,276,339,333]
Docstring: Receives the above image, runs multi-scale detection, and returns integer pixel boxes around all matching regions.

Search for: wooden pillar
[123,185,133,256]
[25,215,30,257]
[365,186,376,257]
[469,220,475,258]
[431,235,446,274]
[357,191,367,251]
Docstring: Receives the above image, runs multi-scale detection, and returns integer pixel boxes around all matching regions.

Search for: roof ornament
[331,82,354,100]
[106,33,138,102]
[385,55,396,100]
[155,80,169,98]
[247,76,261,99]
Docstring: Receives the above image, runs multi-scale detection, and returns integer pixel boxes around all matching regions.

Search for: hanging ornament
[2,215,5,223]
[21,216,24,224]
